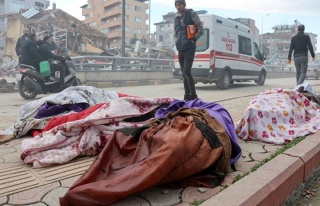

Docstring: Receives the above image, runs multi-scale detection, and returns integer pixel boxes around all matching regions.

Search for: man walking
[288,24,315,85]
[15,28,30,64]
[174,0,204,100]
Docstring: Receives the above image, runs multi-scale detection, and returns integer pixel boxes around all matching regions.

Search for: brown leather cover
[60,108,231,206]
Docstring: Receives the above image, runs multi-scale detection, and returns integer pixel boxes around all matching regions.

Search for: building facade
[154,10,207,49]
[261,23,317,60]
[0,0,50,49]
[154,12,175,49]
[81,0,149,48]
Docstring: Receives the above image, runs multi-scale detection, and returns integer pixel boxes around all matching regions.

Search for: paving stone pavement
[0,89,318,206]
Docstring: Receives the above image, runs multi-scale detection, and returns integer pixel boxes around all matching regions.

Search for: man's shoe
[189,94,198,100]
[184,94,190,101]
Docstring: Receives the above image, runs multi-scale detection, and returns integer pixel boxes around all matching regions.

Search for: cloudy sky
[51,0,320,51]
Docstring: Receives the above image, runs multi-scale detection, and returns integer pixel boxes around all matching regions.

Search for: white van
[173,14,267,90]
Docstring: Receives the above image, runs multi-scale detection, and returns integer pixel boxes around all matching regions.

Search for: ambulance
[173,14,267,90]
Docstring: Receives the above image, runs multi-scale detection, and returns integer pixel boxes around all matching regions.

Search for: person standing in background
[15,28,30,64]
[288,24,315,85]
[174,0,204,101]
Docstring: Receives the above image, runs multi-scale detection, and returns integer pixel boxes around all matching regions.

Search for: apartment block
[81,0,149,48]
[0,0,50,49]
[261,23,317,60]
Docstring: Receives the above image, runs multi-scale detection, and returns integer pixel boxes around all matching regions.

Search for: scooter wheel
[18,81,38,99]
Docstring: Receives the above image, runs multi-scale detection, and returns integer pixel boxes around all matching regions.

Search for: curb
[202,132,320,206]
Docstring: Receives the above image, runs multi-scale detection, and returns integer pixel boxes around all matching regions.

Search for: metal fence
[71,56,174,71]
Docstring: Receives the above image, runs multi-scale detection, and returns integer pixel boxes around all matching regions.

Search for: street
[0,77,312,131]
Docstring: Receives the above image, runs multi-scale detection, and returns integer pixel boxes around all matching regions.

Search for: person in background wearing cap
[288,24,315,85]
[174,0,204,101]
[15,28,30,64]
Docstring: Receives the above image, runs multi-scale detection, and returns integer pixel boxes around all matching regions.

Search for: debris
[198,188,206,193]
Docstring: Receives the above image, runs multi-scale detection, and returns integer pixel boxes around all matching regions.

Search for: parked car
[306,63,320,79]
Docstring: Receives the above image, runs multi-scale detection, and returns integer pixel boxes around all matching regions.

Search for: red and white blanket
[20,97,174,168]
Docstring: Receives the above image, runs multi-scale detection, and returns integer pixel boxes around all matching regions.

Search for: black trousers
[178,49,196,96]
[52,64,66,86]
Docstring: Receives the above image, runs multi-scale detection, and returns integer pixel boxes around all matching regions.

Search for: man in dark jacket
[15,28,30,64]
[38,36,66,87]
[20,33,40,70]
[288,24,315,85]
[174,0,204,100]
[43,31,58,51]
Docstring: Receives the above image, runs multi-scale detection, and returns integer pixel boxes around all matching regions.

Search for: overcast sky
[50,0,320,51]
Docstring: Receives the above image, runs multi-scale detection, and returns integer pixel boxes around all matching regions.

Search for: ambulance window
[253,42,263,61]
[196,29,209,52]
[238,36,252,56]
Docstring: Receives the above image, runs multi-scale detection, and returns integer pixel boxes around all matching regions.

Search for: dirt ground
[293,175,320,206]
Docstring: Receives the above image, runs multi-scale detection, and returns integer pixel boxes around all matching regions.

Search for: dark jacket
[15,35,29,56]
[288,31,315,60]
[38,41,63,62]
[20,38,40,69]
[174,9,196,51]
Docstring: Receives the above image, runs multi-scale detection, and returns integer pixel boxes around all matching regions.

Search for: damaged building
[2,6,109,61]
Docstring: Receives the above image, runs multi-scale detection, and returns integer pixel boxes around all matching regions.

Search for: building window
[135,17,141,23]
[159,35,163,42]
[125,26,129,32]
[125,15,129,20]
[101,28,109,34]
[35,1,44,8]
[125,3,129,10]
[135,28,142,34]
[160,26,164,31]
[135,6,141,12]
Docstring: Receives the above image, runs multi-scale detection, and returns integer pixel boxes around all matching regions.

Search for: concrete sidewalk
[1,88,320,206]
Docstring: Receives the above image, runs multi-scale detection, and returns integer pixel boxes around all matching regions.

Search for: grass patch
[191,199,206,206]
[233,136,306,183]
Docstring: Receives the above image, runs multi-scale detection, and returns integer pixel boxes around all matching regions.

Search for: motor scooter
[17,56,81,99]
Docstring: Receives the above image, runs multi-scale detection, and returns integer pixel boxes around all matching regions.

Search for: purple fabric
[36,102,90,119]
[155,98,241,165]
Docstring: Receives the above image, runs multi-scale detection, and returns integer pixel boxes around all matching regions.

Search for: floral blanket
[20,97,174,168]
[14,86,119,138]
[236,88,320,144]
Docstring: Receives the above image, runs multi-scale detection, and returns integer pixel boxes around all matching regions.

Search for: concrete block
[125,81,140,87]
[96,82,113,88]
[85,82,97,87]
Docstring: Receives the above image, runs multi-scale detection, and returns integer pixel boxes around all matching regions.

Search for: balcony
[101,19,121,28]
[101,7,122,19]
[107,30,122,39]
[103,0,121,7]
